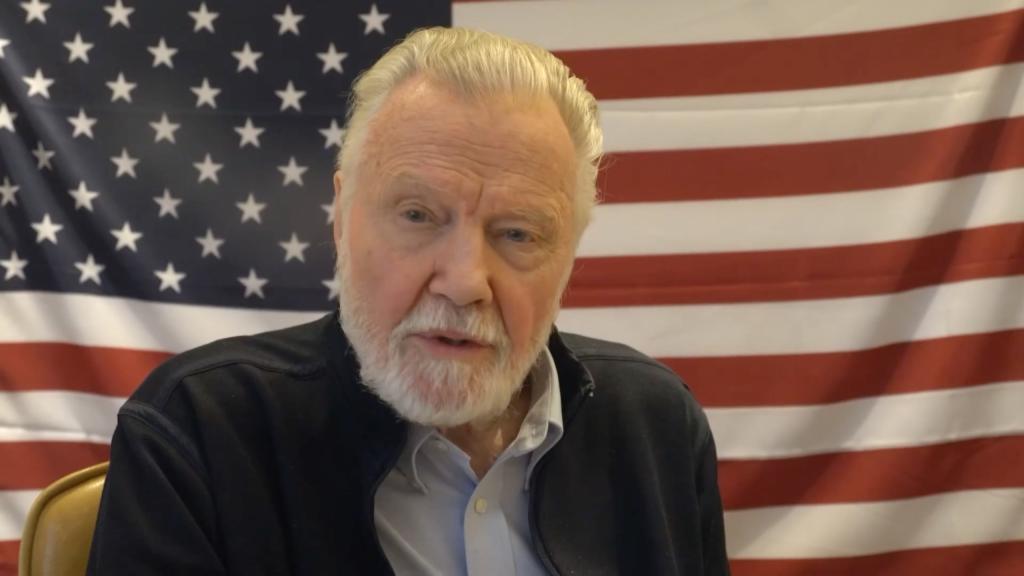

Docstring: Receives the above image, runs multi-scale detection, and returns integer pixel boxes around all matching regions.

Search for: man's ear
[332,170,344,243]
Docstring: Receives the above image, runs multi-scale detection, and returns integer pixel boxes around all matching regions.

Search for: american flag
[2,0,1023,574]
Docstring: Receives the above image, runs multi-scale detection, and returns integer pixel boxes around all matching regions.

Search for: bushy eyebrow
[492,204,561,234]
[381,169,569,236]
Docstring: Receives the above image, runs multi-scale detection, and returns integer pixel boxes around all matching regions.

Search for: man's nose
[428,226,494,307]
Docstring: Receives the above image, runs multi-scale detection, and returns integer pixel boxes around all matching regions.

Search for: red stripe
[4,316,1022,410]
[598,116,1024,202]
[720,436,1024,509]
[0,342,169,395]
[666,329,1024,407]
[557,9,1024,98]
[0,442,110,491]
[0,541,16,576]
[566,223,1024,307]
[730,541,1024,576]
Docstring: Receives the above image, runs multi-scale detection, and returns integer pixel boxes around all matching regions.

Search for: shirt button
[474,497,488,514]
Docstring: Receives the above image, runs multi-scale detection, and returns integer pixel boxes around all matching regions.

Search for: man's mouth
[413,330,489,351]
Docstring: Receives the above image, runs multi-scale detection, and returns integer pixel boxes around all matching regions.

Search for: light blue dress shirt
[374,347,564,575]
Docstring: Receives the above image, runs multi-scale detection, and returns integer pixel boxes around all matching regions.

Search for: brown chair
[18,462,108,576]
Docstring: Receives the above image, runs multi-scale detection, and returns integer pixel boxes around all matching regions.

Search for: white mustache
[391,298,509,349]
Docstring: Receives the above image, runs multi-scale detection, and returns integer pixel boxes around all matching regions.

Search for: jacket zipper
[528,379,596,576]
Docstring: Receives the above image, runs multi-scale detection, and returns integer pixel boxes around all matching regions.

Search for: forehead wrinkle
[373,119,568,190]
[359,75,577,222]
[374,143,570,211]
[367,79,573,171]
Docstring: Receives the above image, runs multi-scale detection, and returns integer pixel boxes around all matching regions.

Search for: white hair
[336,26,603,241]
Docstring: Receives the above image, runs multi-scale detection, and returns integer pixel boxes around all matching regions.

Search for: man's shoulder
[130,313,335,411]
[559,331,684,388]
[557,330,709,433]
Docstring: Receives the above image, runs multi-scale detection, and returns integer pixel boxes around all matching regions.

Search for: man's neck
[439,379,533,479]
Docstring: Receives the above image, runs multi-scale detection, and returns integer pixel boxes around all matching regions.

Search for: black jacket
[87,313,729,575]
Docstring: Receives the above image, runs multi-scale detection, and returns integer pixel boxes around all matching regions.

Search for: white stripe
[0,291,323,352]
[0,490,38,541]
[602,64,1024,151]
[556,274,1024,357]
[725,487,1024,559]
[3,275,1023,358]
[579,168,1024,257]
[708,381,1024,459]
[8,380,1018,463]
[454,0,1024,51]
[0,391,123,444]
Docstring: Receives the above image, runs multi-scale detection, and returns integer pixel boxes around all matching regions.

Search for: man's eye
[402,209,429,223]
[502,228,533,243]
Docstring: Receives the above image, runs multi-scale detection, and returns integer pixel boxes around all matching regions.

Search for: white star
[67,108,97,139]
[150,112,180,143]
[31,213,63,244]
[0,103,17,132]
[111,148,139,178]
[319,119,345,149]
[193,153,223,183]
[1,251,28,281]
[64,33,94,63]
[279,233,310,262]
[322,277,340,300]
[32,141,55,170]
[238,269,268,299]
[110,221,143,252]
[273,4,304,36]
[153,188,181,218]
[154,262,186,293]
[277,157,307,186]
[188,2,218,33]
[106,72,137,103]
[68,181,99,211]
[236,193,266,224]
[23,68,54,99]
[234,117,264,148]
[21,0,50,24]
[232,42,262,73]
[195,228,224,258]
[0,38,9,59]
[275,81,305,112]
[0,177,18,207]
[359,3,390,35]
[191,77,220,108]
[148,37,177,68]
[320,202,335,224]
[317,43,348,74]
[104,0,134,28]
[74,254,105,285]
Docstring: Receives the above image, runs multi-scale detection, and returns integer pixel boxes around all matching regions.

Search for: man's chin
[362,366,518,429]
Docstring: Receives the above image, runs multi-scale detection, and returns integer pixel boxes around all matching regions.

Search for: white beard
[335,247,555,428]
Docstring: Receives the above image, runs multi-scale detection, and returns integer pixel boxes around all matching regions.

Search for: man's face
[334,77,578,427]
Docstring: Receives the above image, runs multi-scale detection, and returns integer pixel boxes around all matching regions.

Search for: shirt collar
[522,344,563,489]
[394,346,564,494]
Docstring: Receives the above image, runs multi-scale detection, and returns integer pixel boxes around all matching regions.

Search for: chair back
[18,462,109,576]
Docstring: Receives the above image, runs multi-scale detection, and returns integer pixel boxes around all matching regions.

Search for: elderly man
[88,27,729,575]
